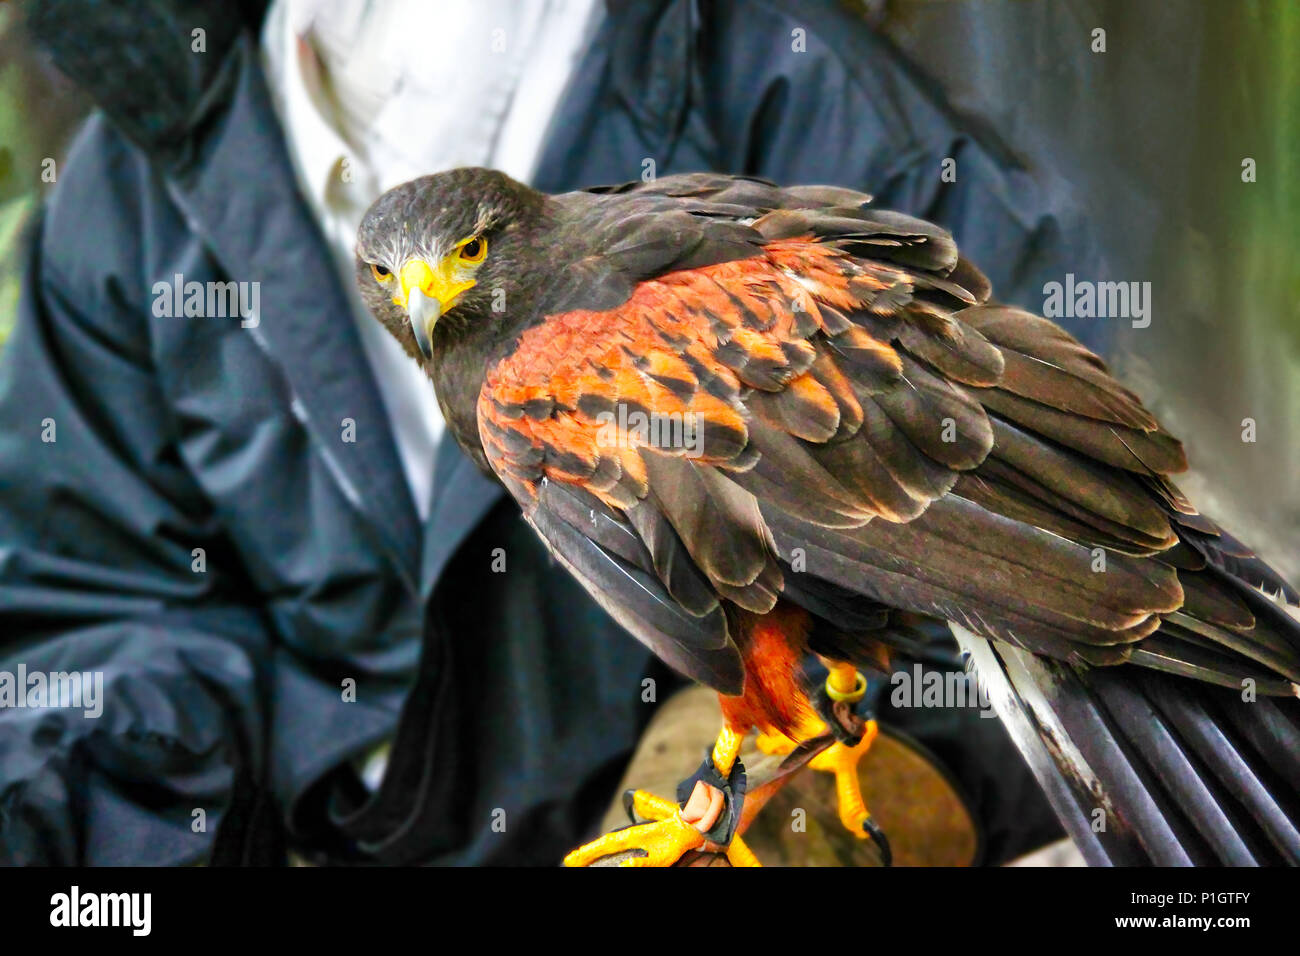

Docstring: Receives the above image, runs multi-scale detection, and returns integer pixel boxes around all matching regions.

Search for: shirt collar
[262,2,369,218]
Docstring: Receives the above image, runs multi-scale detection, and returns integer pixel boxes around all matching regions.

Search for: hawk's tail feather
[959,628,1300,865]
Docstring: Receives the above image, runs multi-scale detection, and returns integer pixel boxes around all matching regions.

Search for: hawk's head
[355,167,547,362]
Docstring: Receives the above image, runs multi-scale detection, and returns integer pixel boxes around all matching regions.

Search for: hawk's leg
[562,719,761,867]
[755,660,892,865]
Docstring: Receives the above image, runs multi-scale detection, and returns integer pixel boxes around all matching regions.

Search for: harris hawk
[355,167,1300,867]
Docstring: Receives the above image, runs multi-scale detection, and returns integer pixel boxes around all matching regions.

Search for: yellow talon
[808,718,879,835]
[711,725,745,777]
[625,788,679,821]
[725,834,762,867]
[565,721,757,867]
[563,811,706,867]
[570,671,883,867]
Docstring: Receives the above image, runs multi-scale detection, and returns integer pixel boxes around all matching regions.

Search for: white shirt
[261,0,600,520]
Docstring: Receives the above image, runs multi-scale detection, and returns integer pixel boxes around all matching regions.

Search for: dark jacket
[0,0,1095,864]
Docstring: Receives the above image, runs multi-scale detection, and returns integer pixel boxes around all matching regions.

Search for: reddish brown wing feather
[480,239,902,510]
[478,225,1003,644]
[477,201,1300,697]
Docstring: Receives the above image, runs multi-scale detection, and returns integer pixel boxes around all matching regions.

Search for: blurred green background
[1,0,1295,576]
[0,2,87,343]
[870,0,1300,581]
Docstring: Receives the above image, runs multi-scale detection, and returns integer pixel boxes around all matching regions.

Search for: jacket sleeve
[706,0,1114,358]
[0,206,277,865]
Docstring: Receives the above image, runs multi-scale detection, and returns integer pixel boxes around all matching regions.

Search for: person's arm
[704,0,1112,358]
[0,202,277,866]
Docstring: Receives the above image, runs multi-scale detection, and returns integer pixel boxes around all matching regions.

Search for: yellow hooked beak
[396,259,475,360]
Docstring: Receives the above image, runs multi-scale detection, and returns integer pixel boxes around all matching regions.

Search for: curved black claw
[622,788,639,825]
[862,816,892,867]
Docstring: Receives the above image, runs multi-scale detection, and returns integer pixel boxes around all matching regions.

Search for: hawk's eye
[458,237,487,263]
[370,263,392,283]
